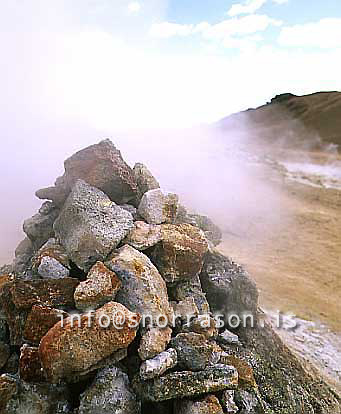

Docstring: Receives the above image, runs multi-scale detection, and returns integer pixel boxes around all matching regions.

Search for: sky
[1,0,341,261]
[1,0,341,130]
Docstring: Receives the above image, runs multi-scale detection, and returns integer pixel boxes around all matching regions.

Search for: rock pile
[0,139,340,413]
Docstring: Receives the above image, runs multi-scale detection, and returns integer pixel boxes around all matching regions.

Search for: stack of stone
[0,140,339,414]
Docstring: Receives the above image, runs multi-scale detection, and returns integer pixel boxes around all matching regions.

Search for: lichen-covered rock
[23,305,68,345]
[200,250,258,323]
[0,278,78,345]
[78,366,141,414]
[12,238,35,276]
[0,341,10,369]
[37,256,70,279]
[39,301,140,383]
[170,333,222,371]
[4,380,72,413]
[0,375,17,411]
[220,355,257,389]
[19,345,44,383]
[74,262,121,311]
[234,389,263,414]
[106,245,173,327]
[151,224,208,283]
[36,139,138,206]
[220,390,239,414]
[133,364,238,402]
[174,395,224,414]
[133,162,160,204]
[54,180,134,271]
[172,275,210,315]
[124,221,162,251]
[137,189,178,225]
[140,348,177,380]
[138,327,172,361]
[23,207,59,250]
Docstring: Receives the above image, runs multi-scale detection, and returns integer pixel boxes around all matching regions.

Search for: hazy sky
[1,0,341,262]
[1,0,341,129]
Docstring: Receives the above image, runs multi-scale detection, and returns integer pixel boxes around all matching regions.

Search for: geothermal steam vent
[0,139,339,413]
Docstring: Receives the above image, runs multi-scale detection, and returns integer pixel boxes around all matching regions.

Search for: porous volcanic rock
[140,348,177,380]
[137,189,178,225]
[78,366,141,414]
[170,333,222,371]
[74,261,122,311]
[23,305,68,345]
[39,301,140,383]
[23,206,59,250]
[133,162,160,204]
[4,380,72,413]
[200,250,258,323]
[151,224,208,283]
[133,364,238,402]
[172,275,210,315]
[19,345,45,383]
[138,327,173,361]
[54,180,134,271]
[124,221,162,251]
[0,278,78,345]
[174,395,224,414]
[106,245,173,327]
[36,139,138,206]
[37,256,70,279]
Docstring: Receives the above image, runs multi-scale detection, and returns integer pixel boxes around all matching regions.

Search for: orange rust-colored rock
[39,301,141,383]
[23,305,68,345]
[0,278,78,345]
[74,262,121,311]
[220,354,257,388]
[151,224,209,283]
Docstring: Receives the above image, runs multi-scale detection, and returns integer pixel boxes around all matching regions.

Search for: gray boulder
[37,256,70,279]
[170,333,222,371]
[140,348,177,380]
[106,245,173,327]
[54,180,134,271]
[137,189,178,225]
[171,275,210,315]
[133,364,238,402]
[133,162,160,204]
[200,250,258,324]
[5,380,72,414]
[78,366,141,414]
[23,207,59,250]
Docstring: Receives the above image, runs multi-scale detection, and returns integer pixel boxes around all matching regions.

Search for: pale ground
[219,150,341,391]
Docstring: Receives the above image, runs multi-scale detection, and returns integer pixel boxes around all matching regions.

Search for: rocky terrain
[0,139,340,413]
[219,91,341,150]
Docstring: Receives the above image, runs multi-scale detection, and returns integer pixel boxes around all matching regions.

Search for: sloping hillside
[219,91,341,150]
